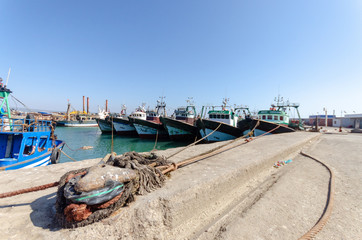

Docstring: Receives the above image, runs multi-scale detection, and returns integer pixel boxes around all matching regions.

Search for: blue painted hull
[0,140,64,171]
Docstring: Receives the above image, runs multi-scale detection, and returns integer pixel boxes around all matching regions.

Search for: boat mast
[272,95,303,130]
[0,77,12,119]
[186,97,196,115]
[156,96,166,117]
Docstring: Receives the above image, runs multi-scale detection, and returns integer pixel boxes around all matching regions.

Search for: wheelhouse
[129,111,147,120]
[207,110,238,127]
[174,106,196,123]
[257,110,289,125]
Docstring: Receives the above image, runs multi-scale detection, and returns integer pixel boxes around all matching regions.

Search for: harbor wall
[0,132,319,240]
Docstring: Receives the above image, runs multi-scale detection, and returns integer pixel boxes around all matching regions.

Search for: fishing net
[55,151,169,228]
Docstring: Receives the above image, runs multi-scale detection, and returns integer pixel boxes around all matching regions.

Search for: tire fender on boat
[51,147,61,164]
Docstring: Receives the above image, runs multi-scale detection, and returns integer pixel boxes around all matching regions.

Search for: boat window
[38,136,48,152]
[274,116,278,120]
[217,114,221,119]
[267,115,272,120]
[221,115,225,119]
[23,137,38,155]
[225,115,229,119]
[262,115,266,120]
[280,116,284,121]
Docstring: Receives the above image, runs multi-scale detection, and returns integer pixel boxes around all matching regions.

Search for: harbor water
[55,127,189,163]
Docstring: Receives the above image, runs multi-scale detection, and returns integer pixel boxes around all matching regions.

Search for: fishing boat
[57,99,98,127]
[238,96,302,136]
[160,98,199,141]
[0,85,65,171]
[129,97,169,139]
[195,98,250,142]
[111,105,140,136]
[58,115,98,127]
[96,107,112,134]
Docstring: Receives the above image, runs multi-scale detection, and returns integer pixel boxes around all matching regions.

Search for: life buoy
[51,147,61,164]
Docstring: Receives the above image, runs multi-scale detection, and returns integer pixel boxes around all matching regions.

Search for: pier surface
[0,132,361,239]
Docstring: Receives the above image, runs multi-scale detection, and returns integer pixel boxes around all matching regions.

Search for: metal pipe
[87,97,89,114]
[106,100,108,112]
[83,96,85,113]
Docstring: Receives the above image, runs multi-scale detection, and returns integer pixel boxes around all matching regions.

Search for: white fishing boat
[112,104,145,136]
[129,97,168,139]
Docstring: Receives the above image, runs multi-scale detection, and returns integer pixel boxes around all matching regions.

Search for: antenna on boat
[5,67,11,87]
[186,97,194,106]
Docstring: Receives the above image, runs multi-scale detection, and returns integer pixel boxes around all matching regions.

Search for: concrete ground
[204,133,362,240]
[0,132,361,239]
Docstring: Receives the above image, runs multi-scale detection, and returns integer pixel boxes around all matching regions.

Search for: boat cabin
[129,111,147,120]
[174,106,196,124]
[207,110,238,127]
[257,110,289,125]
[0,117,58,168]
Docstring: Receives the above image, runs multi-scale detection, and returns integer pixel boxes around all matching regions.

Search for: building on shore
[308,114,362,130]
[308,115,336,127]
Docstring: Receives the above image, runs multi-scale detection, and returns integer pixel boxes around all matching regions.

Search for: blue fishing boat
[0,86,65,171]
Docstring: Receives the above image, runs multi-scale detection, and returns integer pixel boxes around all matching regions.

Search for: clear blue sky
[1,0,361,117]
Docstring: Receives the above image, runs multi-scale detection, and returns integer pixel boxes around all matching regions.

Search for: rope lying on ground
[298,151,335,240]
[0,182,59,199]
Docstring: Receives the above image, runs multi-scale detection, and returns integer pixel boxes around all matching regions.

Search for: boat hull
[238,118,295,136]
[160,117,198,141]
[0,140,65,171]
[130,118,168,139]
[58,120,98,127]
[195,119,243,142]
[96,119,113,133]
[112,117,138,136]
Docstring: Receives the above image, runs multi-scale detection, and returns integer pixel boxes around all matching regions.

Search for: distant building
[308,115,336,126]
[332,117,354,128]
[308,113,362,129]
[344,114,362,131]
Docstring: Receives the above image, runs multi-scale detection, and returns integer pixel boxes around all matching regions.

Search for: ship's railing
[0,116,53,132]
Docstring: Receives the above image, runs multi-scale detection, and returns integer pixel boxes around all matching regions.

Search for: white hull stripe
[23,156,51,169]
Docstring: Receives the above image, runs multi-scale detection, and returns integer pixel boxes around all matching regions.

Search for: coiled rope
[298,151,335,240]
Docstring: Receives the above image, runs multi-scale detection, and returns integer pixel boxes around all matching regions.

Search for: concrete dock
[0,132,361,239]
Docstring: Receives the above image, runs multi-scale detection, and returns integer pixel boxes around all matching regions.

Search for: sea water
[55,127,189,163]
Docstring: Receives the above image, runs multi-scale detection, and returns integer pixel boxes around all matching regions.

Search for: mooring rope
[298,151,335,240]
[59,149,78,162]
[152,129,159,152]
[0,120,277,203]
[166,122,223,160]
[111,116,114,153]
[0,182,59,199]
[162,121,276,174]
